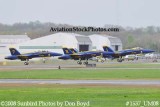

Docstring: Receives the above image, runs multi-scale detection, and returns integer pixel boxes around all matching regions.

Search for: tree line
[0,21,160,52]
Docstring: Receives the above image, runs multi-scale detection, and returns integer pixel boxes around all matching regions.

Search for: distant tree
[0,21,160,52]
[127,35,134,45]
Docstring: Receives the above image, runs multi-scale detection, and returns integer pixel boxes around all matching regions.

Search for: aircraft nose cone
[50,52,62,56]
[58,56,66,59]
[58,56,63,59]
[58,55,70,60]
[55,53,63,56]
[4,56,8,59]
[143,49,155,53]
[150,50,155,53]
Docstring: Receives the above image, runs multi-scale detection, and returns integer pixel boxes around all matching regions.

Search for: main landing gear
[77,59,89,65]
[24,62,29,65]
[83,61,88,65]
[77,61,82,65]
[77,61,89,65]
[24,59,29,65]
[117,57,124,62]
[96,58,105,63]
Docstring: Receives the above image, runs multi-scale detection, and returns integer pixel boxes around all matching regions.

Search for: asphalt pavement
[0,79,159,85]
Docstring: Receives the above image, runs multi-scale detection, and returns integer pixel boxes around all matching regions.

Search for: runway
[1,65,160,70]
[0,79,160,85]
[1,60,160,70]
[0,65,84,70]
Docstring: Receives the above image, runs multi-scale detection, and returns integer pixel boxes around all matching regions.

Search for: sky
[0,0,160,27]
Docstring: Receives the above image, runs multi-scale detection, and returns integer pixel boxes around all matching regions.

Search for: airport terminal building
[0,33,122,61]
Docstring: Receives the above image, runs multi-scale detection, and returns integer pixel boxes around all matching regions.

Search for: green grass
[97,63,160,68]
[0,85,159,107]
[0,63,159,107]
[0,69,160,79]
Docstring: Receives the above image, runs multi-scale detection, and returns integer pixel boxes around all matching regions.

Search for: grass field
[0,84,159,107]
[0,69,160,79]
[97,63,160,68]
[0,63,160,107]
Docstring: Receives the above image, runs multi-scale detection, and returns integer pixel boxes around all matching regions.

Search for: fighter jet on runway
[58,48,101,65]
[5,48,62,65]
[102,46,155,62]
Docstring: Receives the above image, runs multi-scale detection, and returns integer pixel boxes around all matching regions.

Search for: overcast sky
[0,0,160,27]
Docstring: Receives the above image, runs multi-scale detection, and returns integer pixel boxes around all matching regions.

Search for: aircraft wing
[70,52,100,59]
[17,54,34,60]
[116,50,137,56]
[70,54,84,59]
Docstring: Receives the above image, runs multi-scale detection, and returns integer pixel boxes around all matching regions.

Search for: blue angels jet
[5,48,62,65]
[101,46,155,62]
[58,48,101,65]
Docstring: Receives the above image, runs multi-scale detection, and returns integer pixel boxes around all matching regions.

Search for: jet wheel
[83,62,88,65]
[24,62,29,65]
[101,60,104,63]
[77,61,82,65]
[117,59,123,62]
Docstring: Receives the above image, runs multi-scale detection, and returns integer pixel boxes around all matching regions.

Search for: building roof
[107,37,121,43]
[75,36,92,43]
[89,34,117,38]
[14,33,87,47]
[0,35,30,39]
[89,34,122,43]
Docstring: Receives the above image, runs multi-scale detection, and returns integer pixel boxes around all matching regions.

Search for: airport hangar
[0,33,122,61]
[0,35,30,61]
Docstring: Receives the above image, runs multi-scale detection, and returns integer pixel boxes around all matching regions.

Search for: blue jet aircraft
[102,46,155,62]
[58,48,101,65]
[5,48,62,65]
